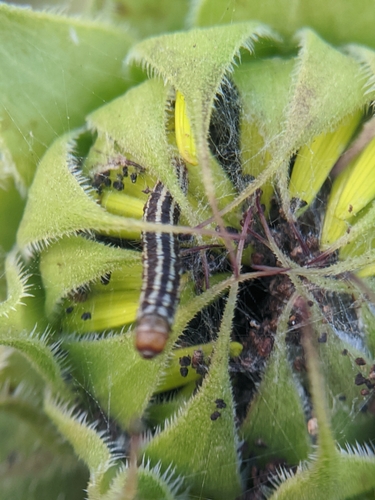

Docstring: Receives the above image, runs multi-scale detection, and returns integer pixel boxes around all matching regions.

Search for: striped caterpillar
[135,160,188,359]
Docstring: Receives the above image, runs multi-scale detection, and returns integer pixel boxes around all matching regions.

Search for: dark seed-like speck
[210,411,221,421]
[215,398,226,409]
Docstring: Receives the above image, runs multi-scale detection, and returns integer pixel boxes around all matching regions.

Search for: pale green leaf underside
[0,4,134,188]
[192,0,375,51]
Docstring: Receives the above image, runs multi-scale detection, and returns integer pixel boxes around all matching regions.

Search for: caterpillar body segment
[135,161,188,358]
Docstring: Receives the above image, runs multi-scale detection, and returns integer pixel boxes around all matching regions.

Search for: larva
[135,160,188,359]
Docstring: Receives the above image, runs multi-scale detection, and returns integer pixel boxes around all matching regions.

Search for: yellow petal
[241,119,274,215]
[62,290,139,333]
[101,190,144,219]
[290,111,361,212]
[175,91,198,166]
[321,166,352,247]
[90,265,143,294]
[333,134,375,220]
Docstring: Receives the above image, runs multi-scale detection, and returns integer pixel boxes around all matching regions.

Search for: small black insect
[81,312,92,321]
[210,411,221,421]
[130,172,138,183]
[215,398,226,409]
[100,273,111,286]
[179,355,191,367]
[113,180,124,191]
[92,170,111,193]
[92,155,144,193]
[317,332,327,343]
[180,367,189,377]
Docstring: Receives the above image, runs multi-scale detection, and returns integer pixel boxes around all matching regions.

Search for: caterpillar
[135,160,188,359]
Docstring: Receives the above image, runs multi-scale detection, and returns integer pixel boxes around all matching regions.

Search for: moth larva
[135,160,188,359]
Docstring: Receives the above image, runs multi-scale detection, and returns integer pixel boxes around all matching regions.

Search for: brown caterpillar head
[135,314,170,359]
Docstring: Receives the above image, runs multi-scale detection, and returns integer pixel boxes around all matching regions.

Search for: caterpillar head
[135,314,171,359]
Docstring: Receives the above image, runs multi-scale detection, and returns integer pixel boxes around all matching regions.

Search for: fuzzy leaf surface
[128,23,273,217]
[0,4,134,188]
[91,0,190,38]
[241,296,311,466]
[63,275,234,429]
[40,236,141,317]
[145,285,242,500]
[16,132,147,253]
[45,396,114,495]
[0,406,87,500]
[192,0,375,50]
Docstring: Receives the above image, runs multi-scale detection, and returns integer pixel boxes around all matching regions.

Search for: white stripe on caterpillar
[135,160,188,358]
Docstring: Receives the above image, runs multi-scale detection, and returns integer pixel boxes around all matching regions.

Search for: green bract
[1,2,375,499]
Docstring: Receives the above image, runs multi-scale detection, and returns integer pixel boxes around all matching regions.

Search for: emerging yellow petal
[101,191,144,219]
[62,289,140,333]
[241,119,274,215]
[333,134,375,220]
[175,91,198,166]
[320,167,351,247]
[290,111,361,213]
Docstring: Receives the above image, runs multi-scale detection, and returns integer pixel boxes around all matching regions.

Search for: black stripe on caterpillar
[135,160,188,358]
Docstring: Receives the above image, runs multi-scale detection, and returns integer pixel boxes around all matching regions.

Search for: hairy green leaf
[45,396,115,496]
[16,132,146,253]
[91,0,190,38]
[192,0,375,50]
[145,285,242,500]
[0,4,134,188]
[40,236,141,318]
[242,294,311,466]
